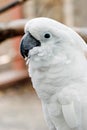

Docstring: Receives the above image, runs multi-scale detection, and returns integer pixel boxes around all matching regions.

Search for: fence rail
[0,0,29,14]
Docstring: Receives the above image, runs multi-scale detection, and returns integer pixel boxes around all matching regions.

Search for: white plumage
[23,17,87,130]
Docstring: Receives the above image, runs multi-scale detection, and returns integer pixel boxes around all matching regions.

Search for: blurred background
[0,0,87,130]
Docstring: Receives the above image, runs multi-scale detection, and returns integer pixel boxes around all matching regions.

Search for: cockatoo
[20,17,87,130]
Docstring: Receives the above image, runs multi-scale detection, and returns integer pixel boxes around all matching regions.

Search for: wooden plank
[0,69,30,89]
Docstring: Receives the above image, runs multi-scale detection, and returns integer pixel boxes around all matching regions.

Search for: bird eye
[44,33,51,39]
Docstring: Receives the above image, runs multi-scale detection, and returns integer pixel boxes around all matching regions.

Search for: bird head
[20,17,87,65]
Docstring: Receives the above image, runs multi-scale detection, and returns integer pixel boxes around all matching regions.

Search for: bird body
[20,17,87,130]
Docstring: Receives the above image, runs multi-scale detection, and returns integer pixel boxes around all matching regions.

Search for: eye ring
[44,32,52,39]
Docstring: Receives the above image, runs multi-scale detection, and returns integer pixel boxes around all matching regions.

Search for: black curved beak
[20,32,41,58]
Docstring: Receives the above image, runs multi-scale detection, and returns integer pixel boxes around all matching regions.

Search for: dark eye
[44,33,51,38]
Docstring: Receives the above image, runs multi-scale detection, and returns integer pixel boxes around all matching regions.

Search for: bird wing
[58,87,81,129]
[62,102,79,128]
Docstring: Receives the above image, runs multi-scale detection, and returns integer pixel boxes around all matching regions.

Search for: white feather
[62,102,79,128]
[24,17,87,130]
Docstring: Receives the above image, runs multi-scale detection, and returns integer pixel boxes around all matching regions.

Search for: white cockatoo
[20,17,87,130]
